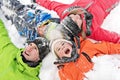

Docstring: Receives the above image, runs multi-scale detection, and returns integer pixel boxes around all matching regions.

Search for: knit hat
[37,17,61,39]
[50,39,72,56]
[45,21,78,41]
[44,22,58,40]
[37,17,60,29]
[28,37,50,62]
[50,38,79,64]
[61,6,93,36]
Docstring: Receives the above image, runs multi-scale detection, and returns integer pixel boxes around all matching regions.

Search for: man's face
[54,41,72,59]
[69,14,83,28]
[22,43,40,62]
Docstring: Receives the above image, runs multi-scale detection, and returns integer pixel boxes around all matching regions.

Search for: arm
[88,27,120,43]
[90,40,120,55]
[36,0,70,19]
[0,19,11,47]
[0,19,18,56]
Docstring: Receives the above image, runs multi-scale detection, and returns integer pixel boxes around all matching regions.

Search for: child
[34,0,120,43]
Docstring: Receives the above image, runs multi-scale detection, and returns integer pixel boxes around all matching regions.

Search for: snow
[84,54,120,80]
[0,12,27,48]
[0,0,120,80]
[101,2,120,34]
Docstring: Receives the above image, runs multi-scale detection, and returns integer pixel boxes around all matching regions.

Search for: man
[0,19,49,80]
[34,0,120,43]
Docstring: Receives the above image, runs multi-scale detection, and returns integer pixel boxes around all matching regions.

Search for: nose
[75,14,81,20]
[27,47,32,52]
[27,45,34,52]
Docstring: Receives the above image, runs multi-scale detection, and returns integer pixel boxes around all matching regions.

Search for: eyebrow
[55,42,61,52]
[55,45,59,52]
[56,41,65,51]
[31,43,38,50]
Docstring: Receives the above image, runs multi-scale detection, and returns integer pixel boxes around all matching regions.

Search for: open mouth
[24,51,29,56]
[65,48,70,54]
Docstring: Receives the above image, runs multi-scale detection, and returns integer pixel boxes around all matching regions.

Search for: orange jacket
[59,37,120,80]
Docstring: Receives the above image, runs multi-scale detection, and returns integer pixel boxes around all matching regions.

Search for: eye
[34,47,37,50]
[62,42,65,46]
[58,48,60,51]
[29,43,32,46]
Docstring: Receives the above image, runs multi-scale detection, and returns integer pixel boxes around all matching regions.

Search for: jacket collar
[16,49,41,76]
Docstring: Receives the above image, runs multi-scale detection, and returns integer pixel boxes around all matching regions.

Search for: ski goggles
[38,20,51,28]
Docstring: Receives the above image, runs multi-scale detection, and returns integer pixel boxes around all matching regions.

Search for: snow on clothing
[0,19,41,80]
[36,0,120,43]
[54,37,120,80]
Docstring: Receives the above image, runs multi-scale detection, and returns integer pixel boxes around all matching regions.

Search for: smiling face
[22,43,40,62]
[53,40,72,59]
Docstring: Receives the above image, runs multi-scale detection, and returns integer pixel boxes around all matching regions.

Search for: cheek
[71,17,76,22]
[32,52,39,60]
[24,46,30,51]
[57,51,64,58]
[76,19,82,27]
[31,49,39,56]
[38,28,44,36]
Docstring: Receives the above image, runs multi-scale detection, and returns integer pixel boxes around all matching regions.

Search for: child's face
[37,25,47,37]
[69,14,83,28]
[37,20,50,37]
[54,41,72,59]
[22,43,40,62]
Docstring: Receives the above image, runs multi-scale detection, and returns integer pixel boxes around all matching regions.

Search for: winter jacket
[58,37,120,80]
[36,0,120,43]
[0,19,41,80]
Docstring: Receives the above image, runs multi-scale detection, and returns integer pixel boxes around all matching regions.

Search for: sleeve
[36,0,70,19]
[89,27,120,43]
[0,19,11,47]
[91,40,120,56]
[0,19,19,56]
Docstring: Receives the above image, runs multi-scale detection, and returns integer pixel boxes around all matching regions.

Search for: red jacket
[36,0,120,43]
[59,37,120,80]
